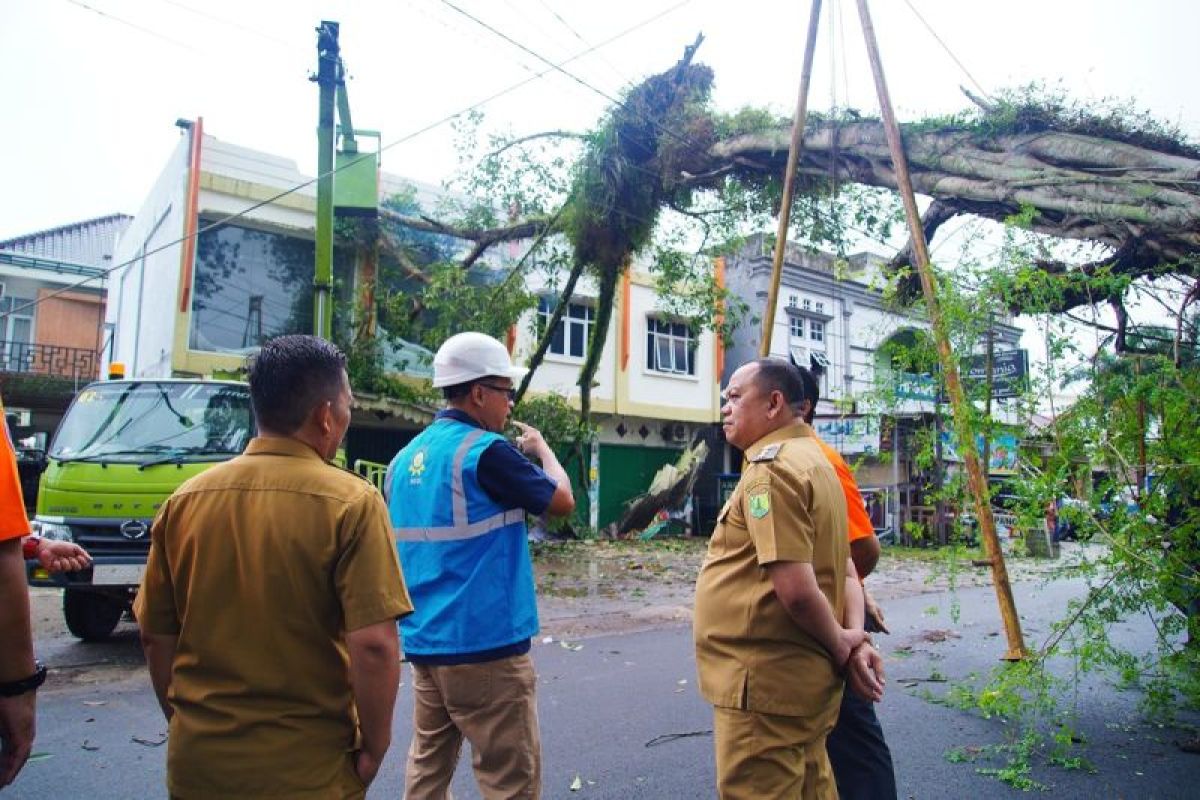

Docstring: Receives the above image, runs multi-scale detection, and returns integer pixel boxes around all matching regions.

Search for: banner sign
[940,431,1019,473]
[962,350,1028,399]
[813,416,881,456]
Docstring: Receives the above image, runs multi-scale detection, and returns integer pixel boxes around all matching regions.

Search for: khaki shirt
[135,437,412,800]
[694,422,848,723]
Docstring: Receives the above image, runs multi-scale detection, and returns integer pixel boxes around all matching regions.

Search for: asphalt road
[14,575,1200,798]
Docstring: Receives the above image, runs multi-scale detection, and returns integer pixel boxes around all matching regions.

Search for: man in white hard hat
[386,332,574,799]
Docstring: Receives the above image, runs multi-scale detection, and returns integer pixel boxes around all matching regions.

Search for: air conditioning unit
[661,422,688,443]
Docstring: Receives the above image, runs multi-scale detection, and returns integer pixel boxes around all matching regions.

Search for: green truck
[26,378,254,640]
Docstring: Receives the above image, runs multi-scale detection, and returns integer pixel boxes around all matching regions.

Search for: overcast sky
[2,0,1194,242]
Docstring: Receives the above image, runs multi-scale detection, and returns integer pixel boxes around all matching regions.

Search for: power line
[534,0,632,87]
[64,0,201,53]
[439,0,702,157]
[1,0,696,324]
[150,0,301,52]
[900,0,992,101]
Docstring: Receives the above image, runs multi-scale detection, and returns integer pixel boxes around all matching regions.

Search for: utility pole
[759,0,823,357]
[855,0,1027,660]
[981,313,995,475]
[312,20,339,341]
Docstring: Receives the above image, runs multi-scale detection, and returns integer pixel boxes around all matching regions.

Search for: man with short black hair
[387,331,574,800]
[136,335,412,799]
[694,357,883,800]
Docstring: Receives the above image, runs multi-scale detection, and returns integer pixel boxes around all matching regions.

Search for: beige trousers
[713,705,837,800]
[403,653,540,800]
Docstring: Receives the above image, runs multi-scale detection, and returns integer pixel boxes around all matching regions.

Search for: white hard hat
[432,332,529,388]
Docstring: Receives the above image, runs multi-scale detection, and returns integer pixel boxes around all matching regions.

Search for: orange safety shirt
[0,394,31,541]
[814,436,874,544]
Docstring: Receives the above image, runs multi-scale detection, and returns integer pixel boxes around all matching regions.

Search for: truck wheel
[63,589,125,642]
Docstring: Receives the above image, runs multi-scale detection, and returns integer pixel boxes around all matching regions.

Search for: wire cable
[900,0,992,101]
[64,0,201,53]
[0,0,696,324]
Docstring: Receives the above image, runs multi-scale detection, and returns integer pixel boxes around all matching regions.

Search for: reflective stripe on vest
[393,425,526,541]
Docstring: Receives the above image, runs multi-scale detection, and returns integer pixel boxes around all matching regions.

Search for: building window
[815,301,825,313]
[787,294,798,308]
[789,316,805,339]
[538,297,594,358]
[190,219,353,354]
[0,296,32,372]
[809,320,825,343]
[646,318,695,376]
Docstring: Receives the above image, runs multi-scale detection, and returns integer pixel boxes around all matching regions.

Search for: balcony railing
[1,340,99,385]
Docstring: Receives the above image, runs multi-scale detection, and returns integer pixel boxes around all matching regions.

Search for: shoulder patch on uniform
[750,443,782,462]
[748,489,771,518]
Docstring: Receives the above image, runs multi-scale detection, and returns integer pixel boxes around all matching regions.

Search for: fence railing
[0,340,100,386]
[353,458,389,493]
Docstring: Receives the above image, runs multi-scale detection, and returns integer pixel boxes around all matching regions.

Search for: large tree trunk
[693,122,1200,309]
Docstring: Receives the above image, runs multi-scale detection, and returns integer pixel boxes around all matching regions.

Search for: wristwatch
[0,661,48,697]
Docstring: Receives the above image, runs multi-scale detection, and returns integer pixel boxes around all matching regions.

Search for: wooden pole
[854,0,1027,660]
[759,0,823,357]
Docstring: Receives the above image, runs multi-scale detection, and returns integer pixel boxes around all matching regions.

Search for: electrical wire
[900,0,992,101]
[534,0,632,87]
[149,0,301,53]
[64,0,201,53]
[0,0,696,324]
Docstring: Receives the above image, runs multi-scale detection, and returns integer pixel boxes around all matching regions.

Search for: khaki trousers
[404,653,540,800]
[713,706,837,800]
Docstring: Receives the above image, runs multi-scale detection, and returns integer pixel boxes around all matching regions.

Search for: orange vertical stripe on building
[0,395,31,540]
[178,117,204,313]
[714,256,726,378]
[620,268,631,371]
[506,323,517,354]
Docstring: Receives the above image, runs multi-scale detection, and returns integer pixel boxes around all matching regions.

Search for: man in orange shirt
[0,395,87,789]
[796,367,897,800]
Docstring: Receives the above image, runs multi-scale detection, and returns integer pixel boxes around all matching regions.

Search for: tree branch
[379,207,563,269]
[481,130,586,162]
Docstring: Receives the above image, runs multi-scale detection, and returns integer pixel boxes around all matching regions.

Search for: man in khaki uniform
[136,336,413,799]
[694,358,884,799]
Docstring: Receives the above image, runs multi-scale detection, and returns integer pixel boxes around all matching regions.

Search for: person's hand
[510,421,549,458]
[0,692,36,788]
[833,627,867,669]
[37,541,91,575]
[353,749,383,787]
[846,640,886,703]
[864,588,889,634]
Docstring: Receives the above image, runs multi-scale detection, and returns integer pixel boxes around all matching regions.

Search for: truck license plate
[92,565,144,585]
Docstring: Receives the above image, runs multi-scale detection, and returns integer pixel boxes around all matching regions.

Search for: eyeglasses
[478,383,517,402]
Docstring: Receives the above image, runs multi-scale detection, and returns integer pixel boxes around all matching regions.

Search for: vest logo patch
[409,450,426,478]
[748,491,771,519]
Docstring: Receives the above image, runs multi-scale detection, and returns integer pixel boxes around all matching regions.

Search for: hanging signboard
[962,350,1029,399]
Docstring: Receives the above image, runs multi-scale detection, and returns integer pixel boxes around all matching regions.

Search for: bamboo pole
[855,0,1027,660]
[759,0,823,357]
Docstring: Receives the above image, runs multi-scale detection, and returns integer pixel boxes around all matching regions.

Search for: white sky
[1,0,1195,396]
[2,0,1194,241]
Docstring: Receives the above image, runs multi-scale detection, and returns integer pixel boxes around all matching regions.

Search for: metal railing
[353,458,389,493]
[0,340,99,385]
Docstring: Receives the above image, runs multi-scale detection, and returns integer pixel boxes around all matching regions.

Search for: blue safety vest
[386,417,537,657]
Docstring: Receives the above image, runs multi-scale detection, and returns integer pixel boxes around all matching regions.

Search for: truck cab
[26,377,254,640]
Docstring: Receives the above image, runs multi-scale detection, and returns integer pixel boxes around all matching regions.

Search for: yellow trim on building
[199,173,317,214]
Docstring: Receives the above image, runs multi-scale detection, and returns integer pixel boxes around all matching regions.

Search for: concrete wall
[107,130,191,378]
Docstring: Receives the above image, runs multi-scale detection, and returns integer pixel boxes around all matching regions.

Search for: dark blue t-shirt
[435,409,557,515]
